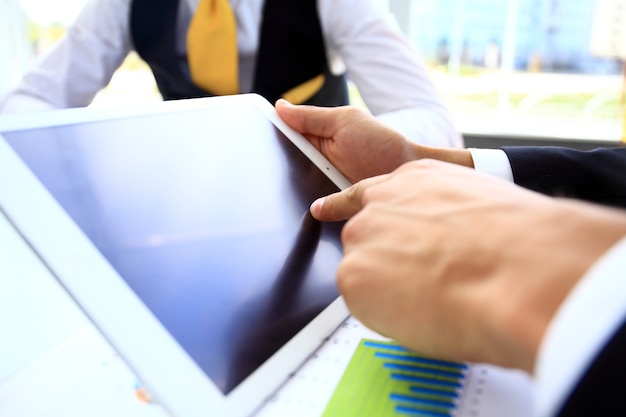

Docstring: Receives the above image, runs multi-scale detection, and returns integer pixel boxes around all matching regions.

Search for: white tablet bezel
[0,94,351,417]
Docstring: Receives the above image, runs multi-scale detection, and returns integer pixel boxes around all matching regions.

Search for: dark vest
[129,0,349,106]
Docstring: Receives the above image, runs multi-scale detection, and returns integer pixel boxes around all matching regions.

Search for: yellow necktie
[187,0,239,95]
[282,74,325,104]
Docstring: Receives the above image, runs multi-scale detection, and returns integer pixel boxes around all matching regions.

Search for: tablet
[0,94,352,417]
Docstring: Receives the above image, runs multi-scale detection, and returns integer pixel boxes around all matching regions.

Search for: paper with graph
[256,316,534,417]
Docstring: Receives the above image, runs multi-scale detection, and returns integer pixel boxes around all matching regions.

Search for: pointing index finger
[309,175,388,222]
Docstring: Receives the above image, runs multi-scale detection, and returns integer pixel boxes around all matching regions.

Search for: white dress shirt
[0,0,462,148]
[470,147,626,417]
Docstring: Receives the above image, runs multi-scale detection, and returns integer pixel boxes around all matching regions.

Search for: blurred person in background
[0,0,462,148]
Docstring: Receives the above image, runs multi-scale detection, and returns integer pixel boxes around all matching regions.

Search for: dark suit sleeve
[501,147,626,209]
[556,317,626,416]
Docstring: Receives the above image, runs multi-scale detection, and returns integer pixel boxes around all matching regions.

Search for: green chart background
[322,339,465,417]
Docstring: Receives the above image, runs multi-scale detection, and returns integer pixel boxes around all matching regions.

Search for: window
[389,0,624,143]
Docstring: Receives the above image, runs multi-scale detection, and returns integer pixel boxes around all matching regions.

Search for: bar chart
[257,316,534,417]
[323,339,467,417]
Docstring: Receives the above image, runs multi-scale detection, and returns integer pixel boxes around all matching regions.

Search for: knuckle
[416,158,444,170]
[336,255,360,296]
[361,186,376,204]
[346,181,363,203]
[343,105,366,118]
[341,216,358,242]
[341,209,368,242]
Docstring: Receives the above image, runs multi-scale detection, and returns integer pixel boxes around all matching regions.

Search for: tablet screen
[4,104,344,395]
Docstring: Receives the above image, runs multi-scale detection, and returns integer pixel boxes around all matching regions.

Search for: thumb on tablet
[310,176,383,222]
[275,98,339,146]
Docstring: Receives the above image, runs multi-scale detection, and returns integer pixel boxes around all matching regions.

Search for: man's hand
[311,159,626,372]
[276,99,473,183]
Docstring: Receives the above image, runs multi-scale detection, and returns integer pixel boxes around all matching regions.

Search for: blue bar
[363,341,413,352]
[392,373,462,388]
[383,363,464,378]
[409,386,459,399]
[390,393,455,409]
[374,352,467,370]
[395,406,451,417]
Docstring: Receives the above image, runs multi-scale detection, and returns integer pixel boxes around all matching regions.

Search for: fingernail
[310,197,325,217]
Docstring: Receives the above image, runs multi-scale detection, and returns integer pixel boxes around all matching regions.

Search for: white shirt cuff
[468,148,514,182]
[534,236,626,417]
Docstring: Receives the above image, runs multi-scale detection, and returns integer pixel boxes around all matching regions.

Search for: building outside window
[389,0,624,143]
